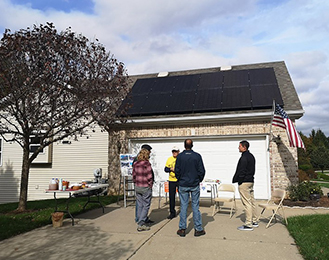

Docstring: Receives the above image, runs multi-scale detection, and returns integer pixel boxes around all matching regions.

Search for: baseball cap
[172,146,180,152]
[141,144,152,151]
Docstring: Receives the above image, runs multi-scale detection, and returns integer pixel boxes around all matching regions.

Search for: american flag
[272,104,305,149]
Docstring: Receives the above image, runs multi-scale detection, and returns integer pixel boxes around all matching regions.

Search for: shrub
[287,181,323,201]
[299,164,313,172]
[306,169,317,179]
[298,169,310,182]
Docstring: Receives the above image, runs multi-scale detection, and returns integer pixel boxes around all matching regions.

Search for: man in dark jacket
[232,140,258,231]
[175,139,206,237]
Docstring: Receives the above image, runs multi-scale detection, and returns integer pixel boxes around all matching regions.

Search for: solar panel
[124,94,146,116]
[222,85,252,110]
[140,93,171,114]
[123,66,284,116]
[193,89,222,112]
[198,72,223,90]
[131,78,155,95]
[150,77,176,94]
[251,85,283,108]
[172,74,200,92]
[223,70,249,87]
[164,91,196,114]
[249,68,277,86]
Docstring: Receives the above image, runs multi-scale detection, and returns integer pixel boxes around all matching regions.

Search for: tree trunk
[17,146,30,211]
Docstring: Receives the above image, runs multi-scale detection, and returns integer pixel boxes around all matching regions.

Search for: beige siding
[0,140,23,203]
[0,127,108,204]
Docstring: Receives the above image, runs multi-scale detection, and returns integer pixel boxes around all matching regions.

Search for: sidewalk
[0,198,328,260]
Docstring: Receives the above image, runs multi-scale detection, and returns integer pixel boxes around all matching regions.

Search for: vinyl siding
[0,127,109,204]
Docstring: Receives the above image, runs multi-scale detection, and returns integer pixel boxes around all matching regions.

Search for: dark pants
[169,181,178,215]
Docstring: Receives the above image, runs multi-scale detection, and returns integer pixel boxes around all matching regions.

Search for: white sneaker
[252,222,259,228]
[137,225,150,232]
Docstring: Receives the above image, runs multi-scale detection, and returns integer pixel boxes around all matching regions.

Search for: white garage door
[129,136,270,199]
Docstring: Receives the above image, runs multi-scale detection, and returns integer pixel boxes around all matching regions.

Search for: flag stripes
[272,104,305,149]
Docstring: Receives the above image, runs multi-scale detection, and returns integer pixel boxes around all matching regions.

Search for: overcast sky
[1,0,328,136]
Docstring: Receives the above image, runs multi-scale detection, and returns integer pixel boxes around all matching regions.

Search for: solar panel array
[121,67,283,116]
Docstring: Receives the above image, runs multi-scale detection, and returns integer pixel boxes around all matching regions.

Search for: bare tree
[0,23,129,211]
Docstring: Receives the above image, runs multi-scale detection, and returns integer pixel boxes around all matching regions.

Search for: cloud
[286,51,328,93]
[0,0,329,136]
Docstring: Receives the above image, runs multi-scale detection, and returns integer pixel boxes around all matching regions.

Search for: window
[29,134,44,153]
[29,130,46,154]
[29,130,53,164]
[0,138,2,166]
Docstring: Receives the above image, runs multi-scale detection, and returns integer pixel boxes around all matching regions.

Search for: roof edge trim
[121,109,305,126]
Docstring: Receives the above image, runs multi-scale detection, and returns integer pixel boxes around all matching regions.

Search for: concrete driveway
[0,198,328,260]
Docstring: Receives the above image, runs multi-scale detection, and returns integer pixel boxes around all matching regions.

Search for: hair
[184,139,193,150]
[240,140,250,150]
[137,148,150,161]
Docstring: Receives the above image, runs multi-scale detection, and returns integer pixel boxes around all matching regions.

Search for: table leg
[66,193,75,226]
[53,192,75,226]
[82,189,105,213]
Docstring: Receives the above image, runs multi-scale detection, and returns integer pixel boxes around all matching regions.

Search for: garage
[129,135,270,199]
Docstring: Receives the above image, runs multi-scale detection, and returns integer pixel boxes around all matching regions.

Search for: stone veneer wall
[108,121,299,195]
[270,127,299,189]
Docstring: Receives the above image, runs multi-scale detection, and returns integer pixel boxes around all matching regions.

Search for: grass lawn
[287,214,329,260]
[0,195,118,241]
[315,170,329,174]
[318,182,329,189]
[312,172,329,188]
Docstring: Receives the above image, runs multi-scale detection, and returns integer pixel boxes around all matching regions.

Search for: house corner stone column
[270,128,299,192]
[107,130,128,195]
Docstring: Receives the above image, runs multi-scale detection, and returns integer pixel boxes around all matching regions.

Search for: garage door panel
[130,136,269,199]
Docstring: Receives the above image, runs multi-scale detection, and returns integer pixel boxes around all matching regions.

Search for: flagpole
[268,100,276,151]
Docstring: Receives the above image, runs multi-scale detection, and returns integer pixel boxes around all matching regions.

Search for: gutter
[118,109,305,127]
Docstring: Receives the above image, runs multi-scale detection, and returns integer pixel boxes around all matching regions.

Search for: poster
[119,154,136,176]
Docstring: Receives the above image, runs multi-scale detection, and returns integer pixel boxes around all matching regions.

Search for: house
[0,61,303,204]
[107,61,303,199]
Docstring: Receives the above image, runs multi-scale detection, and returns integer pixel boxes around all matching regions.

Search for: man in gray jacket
[175,139,206,237]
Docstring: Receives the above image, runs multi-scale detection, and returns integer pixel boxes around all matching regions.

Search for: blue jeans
[178,185,203,231]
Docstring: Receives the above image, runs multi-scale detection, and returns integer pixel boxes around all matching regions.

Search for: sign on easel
[119,154,136,176]
[119,154,137,206]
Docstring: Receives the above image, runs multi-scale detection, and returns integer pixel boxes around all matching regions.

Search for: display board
[119,154,136,176]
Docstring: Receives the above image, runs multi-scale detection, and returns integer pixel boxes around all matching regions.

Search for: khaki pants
[238,182,257,227]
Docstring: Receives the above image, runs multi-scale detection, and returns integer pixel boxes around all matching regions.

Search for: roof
[119,61,303,126]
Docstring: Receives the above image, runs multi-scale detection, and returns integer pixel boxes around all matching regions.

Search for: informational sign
[119,154,136,176]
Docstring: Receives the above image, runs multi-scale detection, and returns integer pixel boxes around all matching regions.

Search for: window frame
[0,138,2,166]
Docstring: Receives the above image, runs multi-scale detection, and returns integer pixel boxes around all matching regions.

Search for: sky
[0,0,328,136]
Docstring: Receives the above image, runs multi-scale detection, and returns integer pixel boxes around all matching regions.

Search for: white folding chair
[257,189,288,228]
[212,184,236,218]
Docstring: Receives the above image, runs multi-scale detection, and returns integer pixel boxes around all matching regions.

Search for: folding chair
[212,184,236,218]
[257,189,288,228]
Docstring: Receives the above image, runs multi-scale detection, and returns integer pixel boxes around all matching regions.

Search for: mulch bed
[283,196,329,207]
